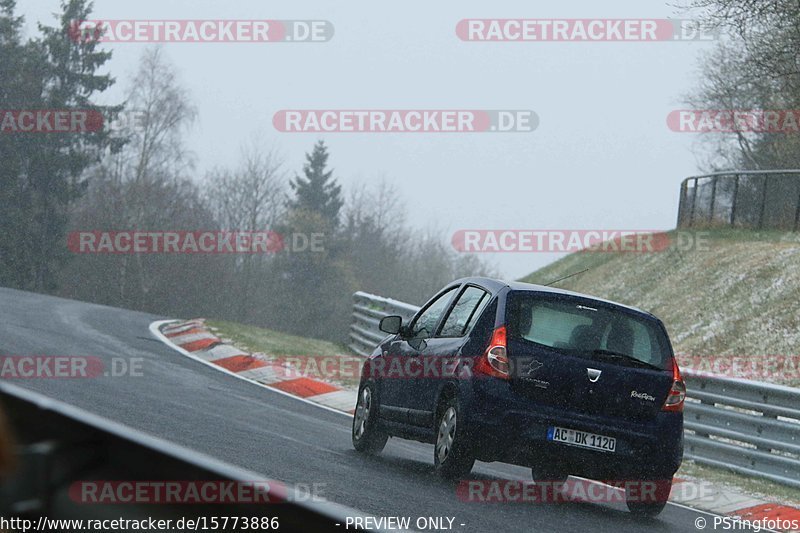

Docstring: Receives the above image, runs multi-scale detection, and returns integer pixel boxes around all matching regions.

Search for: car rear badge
[526,359,543,375]
[631,391,655,402]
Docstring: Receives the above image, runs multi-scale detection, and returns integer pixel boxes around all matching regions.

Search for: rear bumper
[461,380,683,480]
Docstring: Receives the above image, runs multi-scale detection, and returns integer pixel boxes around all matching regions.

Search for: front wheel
[352,381,388,454]
[433,397,475,480]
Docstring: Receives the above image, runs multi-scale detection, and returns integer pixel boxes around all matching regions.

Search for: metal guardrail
[682,371,800,489]
[677,170,800,230]
[349,291,800,488]
[349,291,420,357]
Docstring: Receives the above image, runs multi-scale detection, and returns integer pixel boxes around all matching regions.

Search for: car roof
[451,276,656,319]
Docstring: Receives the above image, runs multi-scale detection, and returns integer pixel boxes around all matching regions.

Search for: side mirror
[379,315,403,334]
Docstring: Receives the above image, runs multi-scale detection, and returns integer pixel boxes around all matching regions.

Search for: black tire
[433,396,475,480]
[625,478,672,517]
[352,381,388,454]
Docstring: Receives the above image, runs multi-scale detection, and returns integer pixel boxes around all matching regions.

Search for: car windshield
[506,292,672,370]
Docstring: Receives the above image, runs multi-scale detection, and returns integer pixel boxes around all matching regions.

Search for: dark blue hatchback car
[352,277,684,516]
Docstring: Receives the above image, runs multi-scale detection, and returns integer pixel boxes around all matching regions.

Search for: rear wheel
[433,396,475,479]
[624,478,672,516]
[352,381,388,454]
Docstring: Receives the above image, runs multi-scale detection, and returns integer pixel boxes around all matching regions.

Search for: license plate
[547,426,616,453]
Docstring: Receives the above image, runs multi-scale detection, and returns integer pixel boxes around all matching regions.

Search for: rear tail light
[474,326,510,380]
[662,359,686,412]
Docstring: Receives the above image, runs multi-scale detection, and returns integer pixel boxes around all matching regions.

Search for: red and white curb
[150,319,800,531]
[150,319,357,416]
[667,477,800,531]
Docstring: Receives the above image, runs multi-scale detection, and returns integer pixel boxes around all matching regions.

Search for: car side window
[409,287,458,340]
[462,290,491,334]
[438,286,489,338]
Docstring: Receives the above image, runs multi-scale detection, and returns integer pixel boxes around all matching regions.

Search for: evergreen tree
[288,140,343,227]
[269,141,353,341]
[0,0,119,290]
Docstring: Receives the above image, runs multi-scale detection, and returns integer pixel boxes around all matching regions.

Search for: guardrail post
[794,185,800,231]
[678,179,688,228]
[709,176,718,224]
[758,174,768,229]
[730,174,739,226]
[696,388,712,440]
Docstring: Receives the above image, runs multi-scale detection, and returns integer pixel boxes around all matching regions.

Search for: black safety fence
[677,170,800,230]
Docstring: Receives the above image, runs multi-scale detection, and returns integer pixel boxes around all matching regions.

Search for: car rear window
[506,292,672,370]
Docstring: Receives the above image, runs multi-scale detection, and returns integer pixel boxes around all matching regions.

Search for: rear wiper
[591,349,663,370]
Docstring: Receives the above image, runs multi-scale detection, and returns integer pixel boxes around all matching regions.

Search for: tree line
[686,0,800,170]
[0,0,495,343]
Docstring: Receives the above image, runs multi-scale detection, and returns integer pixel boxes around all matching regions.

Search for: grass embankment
[521,229,800,386]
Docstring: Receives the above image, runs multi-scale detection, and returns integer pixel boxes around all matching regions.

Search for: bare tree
[683,0,800,169]
[204,138,286,321]
[118,47,197,303]
[62,46,204,312]
[206,138,284,231]
[125,46,197,185]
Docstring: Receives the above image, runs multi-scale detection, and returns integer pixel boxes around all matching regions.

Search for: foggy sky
[17,0,714,278]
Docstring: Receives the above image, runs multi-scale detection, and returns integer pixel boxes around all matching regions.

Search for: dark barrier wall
[0,383,375,532]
